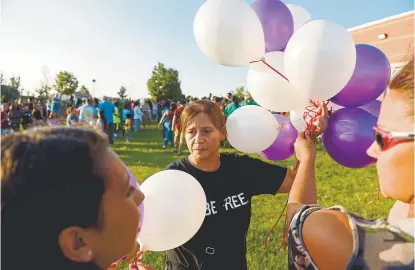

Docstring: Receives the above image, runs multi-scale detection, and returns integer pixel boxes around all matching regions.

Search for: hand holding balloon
[310,101,329,137]
[294,131,316,162]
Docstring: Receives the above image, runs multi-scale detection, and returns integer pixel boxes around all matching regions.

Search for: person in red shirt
[172,101,185,154]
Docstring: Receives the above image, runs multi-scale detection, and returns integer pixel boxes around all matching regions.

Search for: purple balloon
[331,44,391,107]
[360,100,381,117]
[126,166,144,234]
[322,108,377,168]
[260,114,298,161]
[251,0,294,52]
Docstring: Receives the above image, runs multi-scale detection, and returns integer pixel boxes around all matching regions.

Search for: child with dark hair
[1,127,145,270]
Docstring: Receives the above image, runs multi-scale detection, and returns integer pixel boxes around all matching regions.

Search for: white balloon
[286,4,312,32]
[247,51,309,112]
[194,0,265,66]
[284,20,356,101]
[138,170,206,252]
[226,105,278,153]
[290,107,308,132]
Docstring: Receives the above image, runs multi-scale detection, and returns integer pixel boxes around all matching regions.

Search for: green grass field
[113,127,394,270]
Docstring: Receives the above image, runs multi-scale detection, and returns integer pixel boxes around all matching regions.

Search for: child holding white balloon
[1,127,154,270]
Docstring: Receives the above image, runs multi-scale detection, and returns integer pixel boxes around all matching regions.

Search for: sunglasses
[373,126,414,151]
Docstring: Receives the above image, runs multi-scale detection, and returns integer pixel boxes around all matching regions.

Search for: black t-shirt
[165,153,287,270]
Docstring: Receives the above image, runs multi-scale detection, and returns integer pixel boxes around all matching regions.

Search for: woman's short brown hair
[389,57,414,115]
[181,100,226,132]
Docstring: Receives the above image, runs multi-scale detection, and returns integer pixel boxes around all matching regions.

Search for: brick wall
[349,12,414,65]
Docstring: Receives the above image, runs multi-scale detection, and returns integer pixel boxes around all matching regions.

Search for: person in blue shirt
[98,97,115,144]
[52,94,62,118]
[77,99,97,124]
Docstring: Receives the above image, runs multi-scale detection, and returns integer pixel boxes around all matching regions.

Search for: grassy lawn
[113,127,394,270]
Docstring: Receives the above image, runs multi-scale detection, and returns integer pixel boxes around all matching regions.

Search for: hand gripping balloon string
[250,58,289,82]
[303,100,330,133]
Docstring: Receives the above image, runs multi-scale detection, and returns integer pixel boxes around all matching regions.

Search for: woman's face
[367,91,414,203]
[185,113,225,161]
[60,150,144,268]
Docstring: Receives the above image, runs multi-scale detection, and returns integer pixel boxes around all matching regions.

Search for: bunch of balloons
[193,0,391,167]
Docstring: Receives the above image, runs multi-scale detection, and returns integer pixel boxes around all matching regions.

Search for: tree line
[2,63,246,103]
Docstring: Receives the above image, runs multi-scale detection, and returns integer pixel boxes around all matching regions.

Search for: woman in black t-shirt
[161,100,327,270]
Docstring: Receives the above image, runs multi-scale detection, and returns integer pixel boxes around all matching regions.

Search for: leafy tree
[79,85,90,96]
[234,86,245,100]
[54,71,79,95]
[1,74,20,101]
[9,76,21,91]
[35,83,52,98]
[117,86,128,101]
[147,63,183,101]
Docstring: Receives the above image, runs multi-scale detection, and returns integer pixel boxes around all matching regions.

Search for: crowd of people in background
[1,90,291,150]
[0,94,156,142]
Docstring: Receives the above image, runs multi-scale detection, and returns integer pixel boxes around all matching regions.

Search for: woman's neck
[189,154,220,172]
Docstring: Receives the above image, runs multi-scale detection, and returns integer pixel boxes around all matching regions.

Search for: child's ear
[59,227,94,263]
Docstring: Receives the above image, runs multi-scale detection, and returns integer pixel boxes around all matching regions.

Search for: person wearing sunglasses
[286,58,414,270]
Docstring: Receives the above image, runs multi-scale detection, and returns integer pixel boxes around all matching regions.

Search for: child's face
[60,150,144,268]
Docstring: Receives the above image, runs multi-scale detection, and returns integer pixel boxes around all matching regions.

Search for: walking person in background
[159,102,176,150]
[133,101,143,132]
[124,113,132,142]
[9,102,22,132]
[172,101,185,154]
[140,99,152,129]
[113,101,121,137]
[46,98,52,117]
[32,103,44,126]
[52,94,62,119]
[98,96,115,144]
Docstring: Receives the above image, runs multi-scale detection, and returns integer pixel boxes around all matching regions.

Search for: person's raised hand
[310,101,329,137]
[294,131,316,162]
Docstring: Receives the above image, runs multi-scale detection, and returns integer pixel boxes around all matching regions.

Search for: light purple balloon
[331,44,391,107]
[360,100,381,117]
[125,166,144,234]
[251,0,294,52]
[322,108,377,168]
[260,114,298,161]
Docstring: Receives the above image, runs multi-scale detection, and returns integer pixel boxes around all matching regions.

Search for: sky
[0,0,413,99]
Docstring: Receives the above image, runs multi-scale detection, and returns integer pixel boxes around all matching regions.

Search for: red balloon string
[263,199,288,251]
[250,58,290,82]
[133,250,145,268]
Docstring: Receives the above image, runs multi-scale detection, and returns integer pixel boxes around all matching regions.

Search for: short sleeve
[239,155,287,196]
